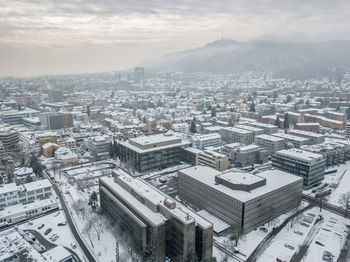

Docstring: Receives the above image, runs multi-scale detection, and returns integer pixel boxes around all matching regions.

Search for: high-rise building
[39,112,73,130]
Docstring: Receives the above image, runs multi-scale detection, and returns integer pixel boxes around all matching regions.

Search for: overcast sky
[0,0,349,77]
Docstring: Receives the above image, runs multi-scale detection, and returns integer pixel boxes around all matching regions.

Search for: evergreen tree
[250,101,256,112]
[186,250,199,262]
[275,116,281,128]
[347,107,350,120]
[284,113,290,129]
[211,107,216,117]
[143,245,155,262]
[286,95,292,103]
[87,104,91,117]
[190,117,196,133]
[88,191,98,209]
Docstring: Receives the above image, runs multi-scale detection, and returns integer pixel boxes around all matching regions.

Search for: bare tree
[72,199,88,219]
[91,214,105,241]
[338,192,350,209]
[82,217,96,248]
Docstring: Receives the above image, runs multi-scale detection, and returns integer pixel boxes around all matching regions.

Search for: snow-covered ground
[18,211,87,261]
[324,162,350,206]
[62,181,135,262]
[213,202,309,261]
[256,206,349,262]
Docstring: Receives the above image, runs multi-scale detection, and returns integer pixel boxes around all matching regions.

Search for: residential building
[272,133,309,148]
[198,150,229,171]
[235,125,264,137]
[254,134,285,155]
[295,122,320,132]
[220,127,254,145]
[0,109,39,125]
[0,124,19,150]
[87,136,111,160]
[288,129,325,145]
[245,122,278,135]
[272,149,326,189]
[191,133,221,149]
[178,166,302,234]
[224,144,268,167]
[42,142,60,158]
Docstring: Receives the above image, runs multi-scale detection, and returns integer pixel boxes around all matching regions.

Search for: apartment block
[245,122,278,135]
[254,134,285,155]
[191,133,221,149]
[220,127,254,145]
[288,129,325,145]
[224,143,268,167]
[272,133,309,148]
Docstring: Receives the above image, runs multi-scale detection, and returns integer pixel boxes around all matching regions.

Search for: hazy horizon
[1,0,350,77]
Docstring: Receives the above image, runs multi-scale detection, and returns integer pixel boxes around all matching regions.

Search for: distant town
[0,68,350,262]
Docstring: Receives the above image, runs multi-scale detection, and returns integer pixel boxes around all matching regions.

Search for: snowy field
[18,211,87,261]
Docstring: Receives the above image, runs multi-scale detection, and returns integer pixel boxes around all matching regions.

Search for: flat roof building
[99,171,213,262]
[288,129,325,145]
[220,127,254,145]
[245,122,278,135]
[272,133,309,148]
[118,134,191,172]
[254,134,285,155]
[178,166,302,234]
[272,149,326,189]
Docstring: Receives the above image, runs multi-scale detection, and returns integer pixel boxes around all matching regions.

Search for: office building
[99,171,213,262]
[254,134,285,155]
[0,109,39,125]
[117,134,191,172]
[272,149,326,189]
[178,166,302,234]
[39,112,73,130]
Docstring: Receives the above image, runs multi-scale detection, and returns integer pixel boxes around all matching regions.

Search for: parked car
[284,244,295,250]
[259,227,268,233]
[49,234,59,242]
[322,251,334,262]
[71,243,77,249]
[294,230,304,236]
[38,224,45,230]
[58,222,67,226]
[44,228,52,235]
[300,222,310,227]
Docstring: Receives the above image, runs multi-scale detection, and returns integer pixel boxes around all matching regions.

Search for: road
[43,170,97,262]
[213,241,244,262]
[302,194,348,217]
